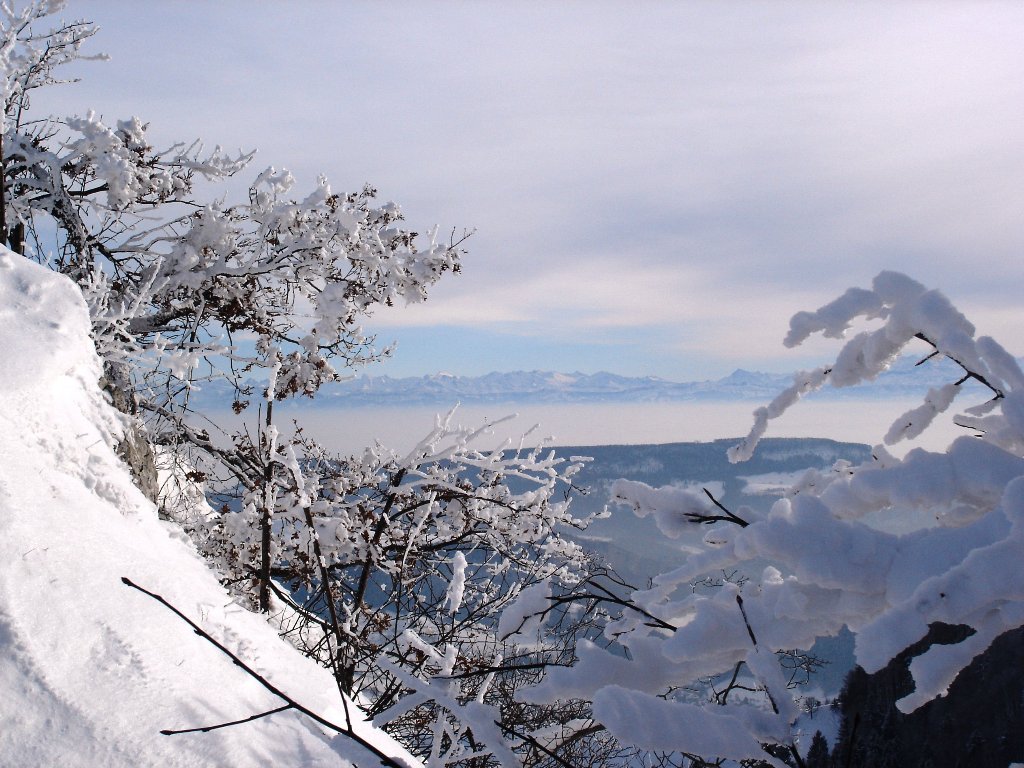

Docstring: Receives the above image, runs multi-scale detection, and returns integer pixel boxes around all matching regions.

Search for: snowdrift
[0,250,414,766]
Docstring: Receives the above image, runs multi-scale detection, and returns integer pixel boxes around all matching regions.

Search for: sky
[36,1,1024,381]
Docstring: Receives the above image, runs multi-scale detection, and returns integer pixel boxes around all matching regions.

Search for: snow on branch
[532,272,1024,763]
[731,270,1021,461]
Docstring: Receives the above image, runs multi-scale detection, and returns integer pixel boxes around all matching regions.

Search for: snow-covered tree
[524,272,1024,766]
[0,5,609,765]
[180,407,606,765]
[1,1,464,413]
[1,0,460,571]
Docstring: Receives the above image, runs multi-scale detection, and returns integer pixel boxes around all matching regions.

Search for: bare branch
[121,577,409,768]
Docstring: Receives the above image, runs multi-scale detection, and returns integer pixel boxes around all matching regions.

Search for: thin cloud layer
[38,1,1024,379]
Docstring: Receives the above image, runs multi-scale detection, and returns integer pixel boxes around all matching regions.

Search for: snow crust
[0,251,415,766]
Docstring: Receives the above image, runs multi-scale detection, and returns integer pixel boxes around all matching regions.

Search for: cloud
[43,1,1024,376]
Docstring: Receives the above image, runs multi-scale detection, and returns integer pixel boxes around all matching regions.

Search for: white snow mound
[0,250,415,767]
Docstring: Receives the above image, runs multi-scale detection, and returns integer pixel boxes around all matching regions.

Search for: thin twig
[683,489,749,527]
[160,704,291,735]
[915,332,1004,398]
[498,720,577,768]
[121,577,408,768]
[735,594,758,648]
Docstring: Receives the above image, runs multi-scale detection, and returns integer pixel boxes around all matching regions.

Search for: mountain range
[186,353,991,408]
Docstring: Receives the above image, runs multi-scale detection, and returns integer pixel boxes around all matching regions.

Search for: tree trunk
[99,361,160,504]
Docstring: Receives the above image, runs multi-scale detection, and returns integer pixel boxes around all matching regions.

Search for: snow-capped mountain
[185,353,984,409]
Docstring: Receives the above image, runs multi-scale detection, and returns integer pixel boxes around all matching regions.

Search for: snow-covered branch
[525,272,1024,765]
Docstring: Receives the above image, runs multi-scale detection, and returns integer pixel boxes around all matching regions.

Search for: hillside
[0,253,415,766]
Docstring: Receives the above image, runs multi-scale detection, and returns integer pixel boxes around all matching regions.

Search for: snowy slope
[0,251,415,766]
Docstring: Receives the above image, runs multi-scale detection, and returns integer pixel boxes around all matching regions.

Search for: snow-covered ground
[0,251,416,766]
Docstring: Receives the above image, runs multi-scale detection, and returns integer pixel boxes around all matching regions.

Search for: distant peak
[547,372,578,386]
[723,368,762,380]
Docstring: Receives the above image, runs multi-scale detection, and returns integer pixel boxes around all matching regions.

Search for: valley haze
[194,356,982,456]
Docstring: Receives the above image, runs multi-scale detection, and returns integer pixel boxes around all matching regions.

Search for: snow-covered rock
[0,250,416,766]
